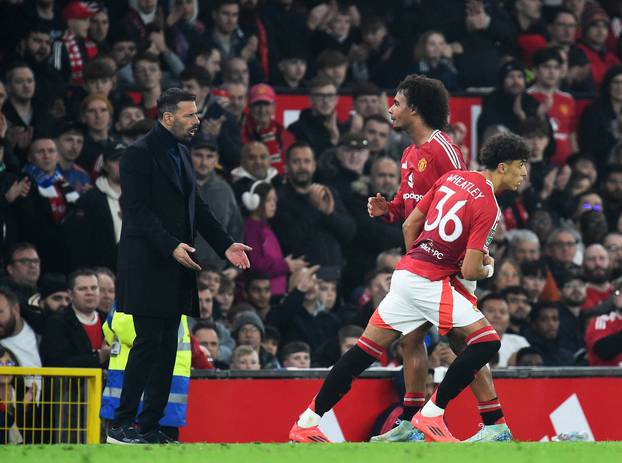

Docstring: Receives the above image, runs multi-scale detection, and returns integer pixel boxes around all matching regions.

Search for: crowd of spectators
[1,3,622,436]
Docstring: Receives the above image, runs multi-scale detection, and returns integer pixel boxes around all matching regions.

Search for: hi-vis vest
[100,308,192,426]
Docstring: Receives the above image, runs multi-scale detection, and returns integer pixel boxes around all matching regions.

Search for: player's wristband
[483,264,494,279]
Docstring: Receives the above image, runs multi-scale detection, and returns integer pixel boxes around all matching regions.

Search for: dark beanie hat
[39,273,68,299]
[581,4,610,32]
[232,310,265,337]
[498,60,526,85]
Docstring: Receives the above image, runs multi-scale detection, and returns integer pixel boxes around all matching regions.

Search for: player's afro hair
[479,133,529,170]
[396,74,448,130]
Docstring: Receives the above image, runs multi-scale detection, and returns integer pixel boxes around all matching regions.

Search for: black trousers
[114,314,181,433]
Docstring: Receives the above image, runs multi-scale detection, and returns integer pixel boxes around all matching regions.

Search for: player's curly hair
[479,133,529,170]
[396,74,448,130]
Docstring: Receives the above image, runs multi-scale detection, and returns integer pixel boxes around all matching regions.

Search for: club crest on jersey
[407,172,414,188]
[418,158,427,172]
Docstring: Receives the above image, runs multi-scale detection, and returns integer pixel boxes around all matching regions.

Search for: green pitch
[1,442,619,463]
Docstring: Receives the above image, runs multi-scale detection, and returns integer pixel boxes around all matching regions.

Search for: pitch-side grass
[1,442,619,463]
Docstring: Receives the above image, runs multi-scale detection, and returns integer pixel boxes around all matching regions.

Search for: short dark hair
[7,242,37,263]
[245,272,271,286]
[131,51,159,71]
[500,285,529,299]
[188,42,219,64]
[533,47,563,68]
[478,292,507,310]
[83,59,115,81]
[26,21,51,37]
[317,50,347,69]
[352,82,381,99]
[515,346,543,365]
[179,65,212,87]
[213,0,239,12]
[279,341,310,363]
[396,74,449,130]
[520,117,549,139]
[68,268,98,290]
[285,141,314,161]
[192,320,219,337]
[521,259,548,278]
[115,103,145,124]
[5,61,33,83]
[264,325,280,343]
[157,88,196,120]
[479,133,529,170]
[94,266,116,283]
[308,75,335,91]
[529,301,559,323]
[197,282,211,292]
[363,114,391,128]
[0,286,19,307]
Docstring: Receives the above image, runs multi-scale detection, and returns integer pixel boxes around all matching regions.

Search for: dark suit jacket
[64,186,117,272]
[116,124,234,318]
[40,306,105,368]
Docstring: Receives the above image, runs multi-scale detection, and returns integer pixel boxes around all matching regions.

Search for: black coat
[64,185,118,272]
[40,306,105,368]
[267,289,342,352]
[116,124,234,319]
[272,181,356,267]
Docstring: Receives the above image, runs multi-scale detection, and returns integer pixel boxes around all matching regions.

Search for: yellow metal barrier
[0,366,102,444]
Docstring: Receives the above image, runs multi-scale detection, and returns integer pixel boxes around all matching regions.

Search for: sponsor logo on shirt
[407,172,414,188]
[403,193,423,201]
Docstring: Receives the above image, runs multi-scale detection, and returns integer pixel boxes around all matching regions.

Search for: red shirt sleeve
[466,199,499,254]
[386,147,411,222]
[584,315,615,351]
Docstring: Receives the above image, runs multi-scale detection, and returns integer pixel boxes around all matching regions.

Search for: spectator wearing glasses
[2,243,41,306]
[287,76,345,157]
[544,227,582,287]
[603,231,622,280]
[231,310,278,369]
[547,8,595,94]
[573,190,603,225]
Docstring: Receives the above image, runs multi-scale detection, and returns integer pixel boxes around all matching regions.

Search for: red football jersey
[387,130,466,223]
[396,170,501,281]
[585,311,622,367]
[526,87,576,167]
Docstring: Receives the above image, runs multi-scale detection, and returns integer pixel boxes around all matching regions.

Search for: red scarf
[255,17,269,80]
[242,115,287,174]
[62,31,98,84]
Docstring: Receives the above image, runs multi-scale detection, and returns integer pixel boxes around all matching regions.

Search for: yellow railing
[0,366,102,444]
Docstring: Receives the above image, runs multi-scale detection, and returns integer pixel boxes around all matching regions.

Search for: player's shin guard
[435,327,500,409]
[314,337,384,416]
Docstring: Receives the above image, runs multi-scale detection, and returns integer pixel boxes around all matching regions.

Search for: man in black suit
[107,88,251,444]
